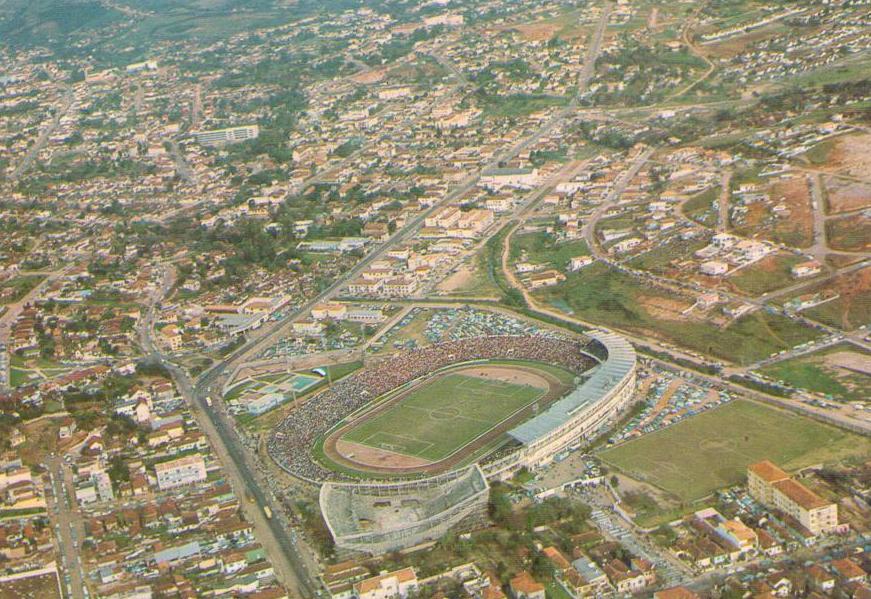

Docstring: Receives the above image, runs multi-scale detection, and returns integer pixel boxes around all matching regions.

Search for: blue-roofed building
[153,540,201,566]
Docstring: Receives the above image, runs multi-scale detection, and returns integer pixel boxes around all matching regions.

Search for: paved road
[717,170,732,233]
[46,458,87,599]
[10,87,74,180]
[167,140,197,185]
[579,3,612,94]
[138,267,319,599]
[583,147,657,254]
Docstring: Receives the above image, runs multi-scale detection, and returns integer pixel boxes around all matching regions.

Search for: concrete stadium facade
[319,465,489,556]
[316,330,637,555]
[485,330,638,479]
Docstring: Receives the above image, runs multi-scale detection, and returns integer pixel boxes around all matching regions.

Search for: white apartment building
[155,454,207,491]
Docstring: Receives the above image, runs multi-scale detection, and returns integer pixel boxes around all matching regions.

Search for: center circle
[430,407,461,420]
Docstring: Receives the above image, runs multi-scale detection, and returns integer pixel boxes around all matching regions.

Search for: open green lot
[341,372,545,461]
[510,231,590,271]
[536,262,822,365]
[0,275,45,305]
[599,400,871,502]
[727,253,806,296]
[757,343,871,402]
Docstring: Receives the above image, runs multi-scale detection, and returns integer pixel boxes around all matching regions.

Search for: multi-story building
[747,461,838,535]
[193,125,260,147]
[155,454,207,491]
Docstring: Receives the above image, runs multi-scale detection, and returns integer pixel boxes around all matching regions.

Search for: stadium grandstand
[489,331,637,477]
[319,465,489,555]
[270,330,637,554]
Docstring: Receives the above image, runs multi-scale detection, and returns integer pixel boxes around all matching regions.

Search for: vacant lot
[0,275,44,305]
[511,231,590,271]
[733,176,813,248]
[812,132,871,179]
[599,400,871,501]
[341,372,545,461]
[727,253,806,296]
[827,213,871,252]
[758,343,871,402]
[536,263,822,365]
[824,178,871,214]
[798,265,871,330]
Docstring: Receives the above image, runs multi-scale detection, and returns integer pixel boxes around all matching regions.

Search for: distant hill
[0,0,123,48]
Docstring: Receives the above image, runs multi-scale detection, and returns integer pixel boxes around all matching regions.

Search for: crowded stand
[268,335,597,482]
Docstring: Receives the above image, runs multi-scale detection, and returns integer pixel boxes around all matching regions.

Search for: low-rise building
[353,568,418,599]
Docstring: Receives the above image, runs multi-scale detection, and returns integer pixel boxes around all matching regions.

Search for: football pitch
[599,400,871,502]
[341,373,545,462]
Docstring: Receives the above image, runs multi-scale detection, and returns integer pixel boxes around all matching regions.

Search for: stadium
[267,330,637,554]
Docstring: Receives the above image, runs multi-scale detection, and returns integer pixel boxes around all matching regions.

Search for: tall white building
[193,125,260,147]
[155,454,207,491]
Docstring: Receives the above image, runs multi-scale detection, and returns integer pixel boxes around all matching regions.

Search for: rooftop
[508,331,635,445]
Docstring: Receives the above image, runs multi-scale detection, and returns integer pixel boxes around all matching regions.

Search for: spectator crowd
[268,335,598,482]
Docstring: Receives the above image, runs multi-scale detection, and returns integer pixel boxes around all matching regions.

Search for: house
[654,587,701,599]
[700,261,729,276]
[154,454,207,491]
[832,558,867,584]
[58,418,77,440]
[509,572,545,599]
[603,558,655,594]
[807,565,835,593]
[481,168,540,190]
[571,556,610,596]
[353,568,418,599]
[347,278,383,296]
[528,270,565,289]
[791,260,822,278]
[568,256,594,272]
[312,303,348,321]
[542,547,572,574]
[747,460,838,536]
[362,222,391,242]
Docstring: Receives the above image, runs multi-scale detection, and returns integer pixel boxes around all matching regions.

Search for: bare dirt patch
[827,213,871,252]
[334,439,432,470]
[824,178,871,214]
[460,365,550,389]
[351,68,386,84]
[437,265,476,292]
[823,351,871,376]
[823,133,871,177]
[513,21,561,41]
[638,295,693,321]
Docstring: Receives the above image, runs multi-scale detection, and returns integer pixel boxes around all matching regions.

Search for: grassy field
[510,231,590,271]
[536,262,822,365]
[727,254,805,296]
[341,373,544,461]
[0,275,44,305]
[827,215,871,253]
[481,93,569,119]
[599,400,871,502]
[757,343,871,402]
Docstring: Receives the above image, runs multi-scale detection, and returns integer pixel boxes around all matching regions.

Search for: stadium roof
[507,331,635,445]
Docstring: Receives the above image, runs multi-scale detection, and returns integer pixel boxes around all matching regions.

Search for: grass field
[510,232,590,271]
[599,400,871,502]
[536,262,822,365]
[757,343,871,402]
[341,373,545,461]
